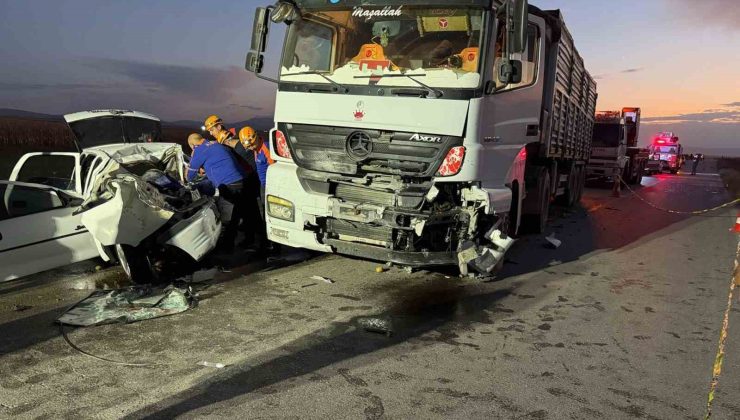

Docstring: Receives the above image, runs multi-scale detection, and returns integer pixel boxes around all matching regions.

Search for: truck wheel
[557,166,578,207]
[521,169,550,234]
[635,162,644,185]
[624,162,636,185]
[115,244,155,284]
[574,166,585,203]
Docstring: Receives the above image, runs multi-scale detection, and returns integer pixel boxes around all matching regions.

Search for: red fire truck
[645,132,683,174]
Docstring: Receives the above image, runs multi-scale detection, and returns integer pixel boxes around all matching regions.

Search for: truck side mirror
[496,0,528,56]
[509,0,528,54]
[246,7,269,74]
[497,58,522,85]
[251,7,270,53]
[245,51,264,73]
[270,1,298,23]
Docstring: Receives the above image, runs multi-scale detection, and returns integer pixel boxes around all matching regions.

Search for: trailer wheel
[521,169,550,234]
[574,166,585,203]
[115,244,155,284]
[635,162,644,185]
[558,166,578,207]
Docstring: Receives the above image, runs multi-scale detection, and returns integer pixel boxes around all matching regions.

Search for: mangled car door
[0,182,98,282]
[9,152,82,194]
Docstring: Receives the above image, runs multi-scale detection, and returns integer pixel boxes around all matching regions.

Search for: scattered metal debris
[310,275,335,284]
[198,361,226,369]
[357,317,393,336]
[57,285,197,327]
[545,233,562,249]
[301,283,318,288]
[191,268,219,282]
[12,304,31,312]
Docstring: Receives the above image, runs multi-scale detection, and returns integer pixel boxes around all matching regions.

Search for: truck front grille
[278,123,462,177]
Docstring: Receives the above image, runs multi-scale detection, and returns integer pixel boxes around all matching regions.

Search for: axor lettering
[409,133,442,143]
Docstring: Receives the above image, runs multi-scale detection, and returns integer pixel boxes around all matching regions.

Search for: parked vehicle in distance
[245,0,596,275]
[645,132,683,174]
[7,110,221,283]
[586,107,648,185]
[0,180,99,282]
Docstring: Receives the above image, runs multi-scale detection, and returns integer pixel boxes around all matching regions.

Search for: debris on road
[310,275,335,284]
[12,304,32,312]
[57,285,197,327]
[375,266,387,273]
[198,361,226,369]
[545,233,562,249]
[192,268,219,282]
[357,317,393,336]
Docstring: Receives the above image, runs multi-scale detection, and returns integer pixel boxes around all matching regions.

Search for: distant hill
[0,108,62,121]
[0,109,273,130]
[165,117,274,131]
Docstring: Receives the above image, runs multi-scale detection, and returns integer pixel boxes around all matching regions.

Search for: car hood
[64,109,162,151]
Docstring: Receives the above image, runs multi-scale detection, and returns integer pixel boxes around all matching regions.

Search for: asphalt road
[1,159,739,419]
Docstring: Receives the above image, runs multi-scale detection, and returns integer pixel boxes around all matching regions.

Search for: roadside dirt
[718,157,740,199]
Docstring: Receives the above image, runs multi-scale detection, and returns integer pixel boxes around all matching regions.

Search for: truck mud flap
[324,239,456,267]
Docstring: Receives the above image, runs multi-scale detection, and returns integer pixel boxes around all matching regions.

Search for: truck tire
[115,244,155,284]
[624,162,636,185]
[635,162,644,185]
[574,166,585,203]
[521,169,551,234]
[557,166,578,207]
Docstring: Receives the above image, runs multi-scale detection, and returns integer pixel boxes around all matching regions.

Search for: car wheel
[115,244,155,284]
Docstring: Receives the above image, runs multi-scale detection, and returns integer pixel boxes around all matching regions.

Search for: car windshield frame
[278,6,489,98]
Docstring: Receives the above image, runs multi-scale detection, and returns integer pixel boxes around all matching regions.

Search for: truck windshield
[280,7,484,89]
[592,123,622,147]
[654,146,678,154]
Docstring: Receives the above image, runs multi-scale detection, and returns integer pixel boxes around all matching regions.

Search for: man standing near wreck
[202,116,266,252]
[187,133,257,252]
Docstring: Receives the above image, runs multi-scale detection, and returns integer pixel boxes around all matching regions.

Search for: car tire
[115,244,155,284]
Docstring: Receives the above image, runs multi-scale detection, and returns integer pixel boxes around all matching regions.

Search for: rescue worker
[186,133,251,252]
[203,116,265,252]
[238,126,274,190]
[239,126,275,252]
[691,153,701,176]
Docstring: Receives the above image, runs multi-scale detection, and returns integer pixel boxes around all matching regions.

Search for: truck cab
[586,107,647,185]
[246,0,596,273]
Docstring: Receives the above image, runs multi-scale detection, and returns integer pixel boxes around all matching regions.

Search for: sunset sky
[0,0,737,151]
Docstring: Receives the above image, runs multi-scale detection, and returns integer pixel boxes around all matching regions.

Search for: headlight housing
[267,195,295,222]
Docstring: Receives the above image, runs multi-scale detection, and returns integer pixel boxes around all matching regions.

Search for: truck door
[477,14,546,187]
[9,152,82,195]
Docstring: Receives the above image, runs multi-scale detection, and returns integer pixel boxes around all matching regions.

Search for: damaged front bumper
[266,164,512,269]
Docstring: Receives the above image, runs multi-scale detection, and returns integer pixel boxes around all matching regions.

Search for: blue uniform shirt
[255,143,272,187]
[187,142,245,187]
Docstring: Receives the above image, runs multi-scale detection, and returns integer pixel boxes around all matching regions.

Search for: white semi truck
[246,0,596,273]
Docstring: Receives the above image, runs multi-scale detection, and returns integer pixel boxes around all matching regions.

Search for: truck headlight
[267,195,295,222]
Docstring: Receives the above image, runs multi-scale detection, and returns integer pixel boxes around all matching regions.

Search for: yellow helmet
[203,115,223,131]
[215,130,233,145]
[238,126,258,148]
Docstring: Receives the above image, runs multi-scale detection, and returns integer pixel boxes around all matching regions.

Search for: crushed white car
[5,109,221,283]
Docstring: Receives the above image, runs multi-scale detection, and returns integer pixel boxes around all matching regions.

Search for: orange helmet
[203,115,223,131]
[215,130,234,144]
[238,126,258,148]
